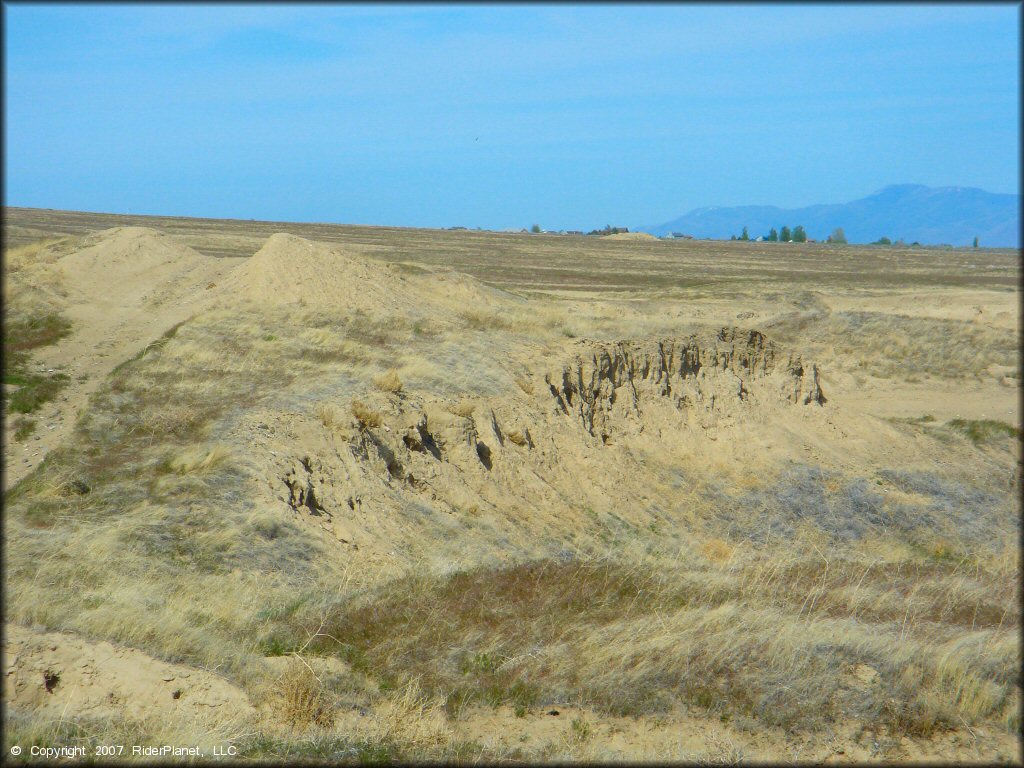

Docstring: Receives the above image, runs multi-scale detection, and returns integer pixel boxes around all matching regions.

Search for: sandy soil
[3,228,244,490]
[3,623,255,728]
[2,217,1019,762]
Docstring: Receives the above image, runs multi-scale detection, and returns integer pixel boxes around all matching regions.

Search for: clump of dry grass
[448,400,476,418]
[315,402,348,432]
[370,678,451,749]
[273,657,336,730]
[351,399,383,429]
[505,429,528,446]
[701,538,734,565]
[374,368,403,393]
[461,309,513,331]
[166,444,232,475]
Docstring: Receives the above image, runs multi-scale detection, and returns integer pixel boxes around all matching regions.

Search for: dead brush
[461,309,512,331]
[505,429,528,446]
[273,657,336,730]
[351,399,382,429]
[373,369,403,393]
[371,678,451,749]
[315,402,346,432]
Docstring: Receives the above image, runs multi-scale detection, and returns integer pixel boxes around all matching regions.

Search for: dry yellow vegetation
[2,208,1020,763]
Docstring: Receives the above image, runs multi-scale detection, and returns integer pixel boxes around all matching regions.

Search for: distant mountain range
[637,184,1020,247]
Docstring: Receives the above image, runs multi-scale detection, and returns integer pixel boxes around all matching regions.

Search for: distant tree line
[588,225,630,236]
[729,225,848,244]
[733,225,808,242]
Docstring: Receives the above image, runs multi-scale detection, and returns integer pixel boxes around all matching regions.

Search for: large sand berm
[58,227,223,308]
[216,232,416,313]
[216,231,517,317]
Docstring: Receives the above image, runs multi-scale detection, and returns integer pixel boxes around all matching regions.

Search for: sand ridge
[3,227,245,490]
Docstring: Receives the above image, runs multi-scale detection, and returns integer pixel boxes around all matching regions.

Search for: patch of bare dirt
[3,623,256,726]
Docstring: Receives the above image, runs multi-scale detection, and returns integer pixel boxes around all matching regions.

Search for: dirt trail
[3,228,244,491]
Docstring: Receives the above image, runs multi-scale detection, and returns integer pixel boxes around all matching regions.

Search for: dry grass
[448,400,477,418]
[505,429,528,446]
[3,708,250,759]
[373,368,403,393]
[460,309,513,331]
[701,538,734,565]
[351,399,383,429]
[315,402,349,433]
[292,552,1018,737]
[272,657,336,730]
[370,678,452,749]
[946,418,1020,445]
[165,443,232,475]
[766,310,1019,381]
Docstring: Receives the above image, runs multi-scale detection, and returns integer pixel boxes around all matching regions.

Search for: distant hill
[638,184,1020,247]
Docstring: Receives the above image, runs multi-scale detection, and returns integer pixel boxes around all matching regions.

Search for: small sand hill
[58,227,222,307]
[218,233,520,317]
[601,232,658,241]
[217,233,416,313]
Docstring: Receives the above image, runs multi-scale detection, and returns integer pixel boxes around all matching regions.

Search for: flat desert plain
[2,207,1020,763]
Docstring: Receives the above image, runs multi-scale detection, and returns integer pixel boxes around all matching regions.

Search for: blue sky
[4,3,1019,231]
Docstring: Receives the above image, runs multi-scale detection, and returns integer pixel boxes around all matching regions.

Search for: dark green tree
[873,236,892,245]
[779,225,792,242]
[767,228,778,242]
[973,236,979,248]
[792,225,807,243]
[827,227,847,244]
[531,224,541,233]
[740,226,749,241]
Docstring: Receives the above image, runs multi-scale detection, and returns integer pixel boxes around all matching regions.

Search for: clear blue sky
[4,3,1020,231]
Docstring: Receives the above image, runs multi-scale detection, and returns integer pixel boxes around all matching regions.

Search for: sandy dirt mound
[216,232,413,312]
[601,232,658,241]
[58,227,223,308]
[217,232,519,320]
[3,623,256,726]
